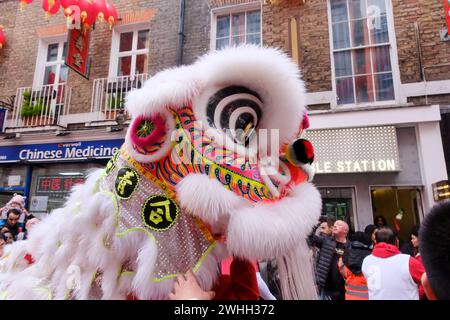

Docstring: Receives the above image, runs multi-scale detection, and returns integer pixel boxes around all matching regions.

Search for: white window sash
[328,0,401,108]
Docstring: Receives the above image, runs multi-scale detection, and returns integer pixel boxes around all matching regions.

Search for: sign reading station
[0,139,124,163]
[304,126,400,174]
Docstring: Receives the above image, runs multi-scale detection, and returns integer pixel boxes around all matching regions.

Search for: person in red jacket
[169,258,259,300]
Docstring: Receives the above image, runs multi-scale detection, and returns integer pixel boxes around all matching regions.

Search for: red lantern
[19,0,33,11]
[78,0,96,25]
[92,0,107,22]
[105,1,117,30]
[42,0,61,18]
[0,26,6,49]
[60,0,75,8]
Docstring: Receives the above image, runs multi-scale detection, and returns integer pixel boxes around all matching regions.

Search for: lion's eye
[206,86,262,145]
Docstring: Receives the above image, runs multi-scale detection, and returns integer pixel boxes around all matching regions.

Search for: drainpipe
[176,0,186,66]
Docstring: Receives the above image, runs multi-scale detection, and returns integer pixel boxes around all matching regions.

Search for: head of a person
[319,217,335,236]
[374,215,387,228]
[0,233,5,257]
[8,194,25,209]
[6,208,21,227]
[410,225,420,249]
[350,231,372,247]
[332,220,349,238]
[420,200,450,300]
[364,224,377,244]
[3,232,14,244]
[375,227,398,246]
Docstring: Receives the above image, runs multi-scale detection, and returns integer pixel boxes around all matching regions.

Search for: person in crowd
[419,200,450,300]
[364,224,377,248]
[0,194,36,235]
[0,233,6,258]
[3,232,14,245]
[308,220,349,300]
[362,227,424,300]
[2,208,22,240]
[374,215,387,228]
[400,225,419,257]
[318,217,335,237]
[338,231,372,300]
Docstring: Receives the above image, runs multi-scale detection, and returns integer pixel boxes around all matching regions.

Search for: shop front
[305,125,424,244]
[0,139,123,218]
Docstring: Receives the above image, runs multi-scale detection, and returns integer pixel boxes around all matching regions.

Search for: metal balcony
[6,83,72,132]
[90,73,149,124]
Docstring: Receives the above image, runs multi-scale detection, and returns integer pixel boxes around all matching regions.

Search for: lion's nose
[285,138,315,166]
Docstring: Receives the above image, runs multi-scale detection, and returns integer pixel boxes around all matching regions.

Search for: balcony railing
[9,83,72,130]
[90,74,149,123]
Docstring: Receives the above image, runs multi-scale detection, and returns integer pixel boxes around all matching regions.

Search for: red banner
[65,28,91,79]
[444,0,450,34]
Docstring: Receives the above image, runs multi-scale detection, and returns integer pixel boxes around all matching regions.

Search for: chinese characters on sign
[65,28,91,79]
[37,176,85,194]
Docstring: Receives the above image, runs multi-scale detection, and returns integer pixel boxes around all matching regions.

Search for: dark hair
[0,233,6,242]
[350,231,372,247]
[7,208,21,218]
[420,200,450,300]
[364,224,377,236]
[410,225,420,238]
[375,227,397,245]
[374,215,387,227]
[318,216,336,228]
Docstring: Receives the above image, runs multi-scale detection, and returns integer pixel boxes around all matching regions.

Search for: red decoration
[105,1,118,29]
[19,0,33,11]
[78,0,96,24]
[41,0,61,19]
[0,26,5,49]
[444,0,450,35]
[60,0,74,8]
[66,27,91,78]
[92,0,107,22]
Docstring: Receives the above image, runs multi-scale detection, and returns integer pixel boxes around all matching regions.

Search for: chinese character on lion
[0,45,321,300]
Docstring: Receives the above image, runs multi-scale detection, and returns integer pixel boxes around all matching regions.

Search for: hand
[168,270,215,300]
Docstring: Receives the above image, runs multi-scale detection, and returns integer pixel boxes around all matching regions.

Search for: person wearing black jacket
[308,219,349,300]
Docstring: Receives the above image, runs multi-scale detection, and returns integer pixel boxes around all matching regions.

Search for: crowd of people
[0,194,40,258]
[306,200,450,300]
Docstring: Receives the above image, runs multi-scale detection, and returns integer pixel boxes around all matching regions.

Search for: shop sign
[304,126,400,174]
[7,175,21,186]
[432,180,450,201]
[37,175,85,194]
[0,139,123,163]
[65,27,91,79]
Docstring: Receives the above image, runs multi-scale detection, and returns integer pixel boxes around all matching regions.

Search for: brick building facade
[0,0,449,242]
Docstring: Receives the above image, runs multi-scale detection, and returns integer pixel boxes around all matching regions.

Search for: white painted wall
[415,122,449,212]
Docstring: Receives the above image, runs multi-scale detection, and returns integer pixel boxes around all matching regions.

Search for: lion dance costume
[0,46,321,300]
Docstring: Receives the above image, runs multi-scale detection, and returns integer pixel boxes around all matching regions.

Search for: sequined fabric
[100,152,215,282]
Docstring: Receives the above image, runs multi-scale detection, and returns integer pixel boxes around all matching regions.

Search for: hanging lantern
[92,0,107,22]
[41,0,61,19]
[105,1,117,30]
[77,0,97,33]
[19,0,33,11]
[60,0,75,8]
[0,26,6,49]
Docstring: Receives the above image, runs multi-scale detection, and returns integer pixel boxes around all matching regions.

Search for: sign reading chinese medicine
[65,27,91,79]
[445,0,450,34]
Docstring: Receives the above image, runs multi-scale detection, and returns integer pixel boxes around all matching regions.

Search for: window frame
[327,0,402,108]
[210,1,263,51]
[33,35,67,90]
[109,23,150,79]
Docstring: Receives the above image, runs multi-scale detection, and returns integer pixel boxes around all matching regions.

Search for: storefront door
[319,187,357,232]
[370,187,423,246]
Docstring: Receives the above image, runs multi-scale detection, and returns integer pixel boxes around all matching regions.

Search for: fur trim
[125,65,202,119]
[226,182,322,260]
[125,45,306,146]
[176,174,247,229]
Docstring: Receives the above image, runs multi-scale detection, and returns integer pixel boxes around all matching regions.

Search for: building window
[34,39,68,88]
[212,4,261,50]
[110,27,150,78]
[329,0,395,105]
